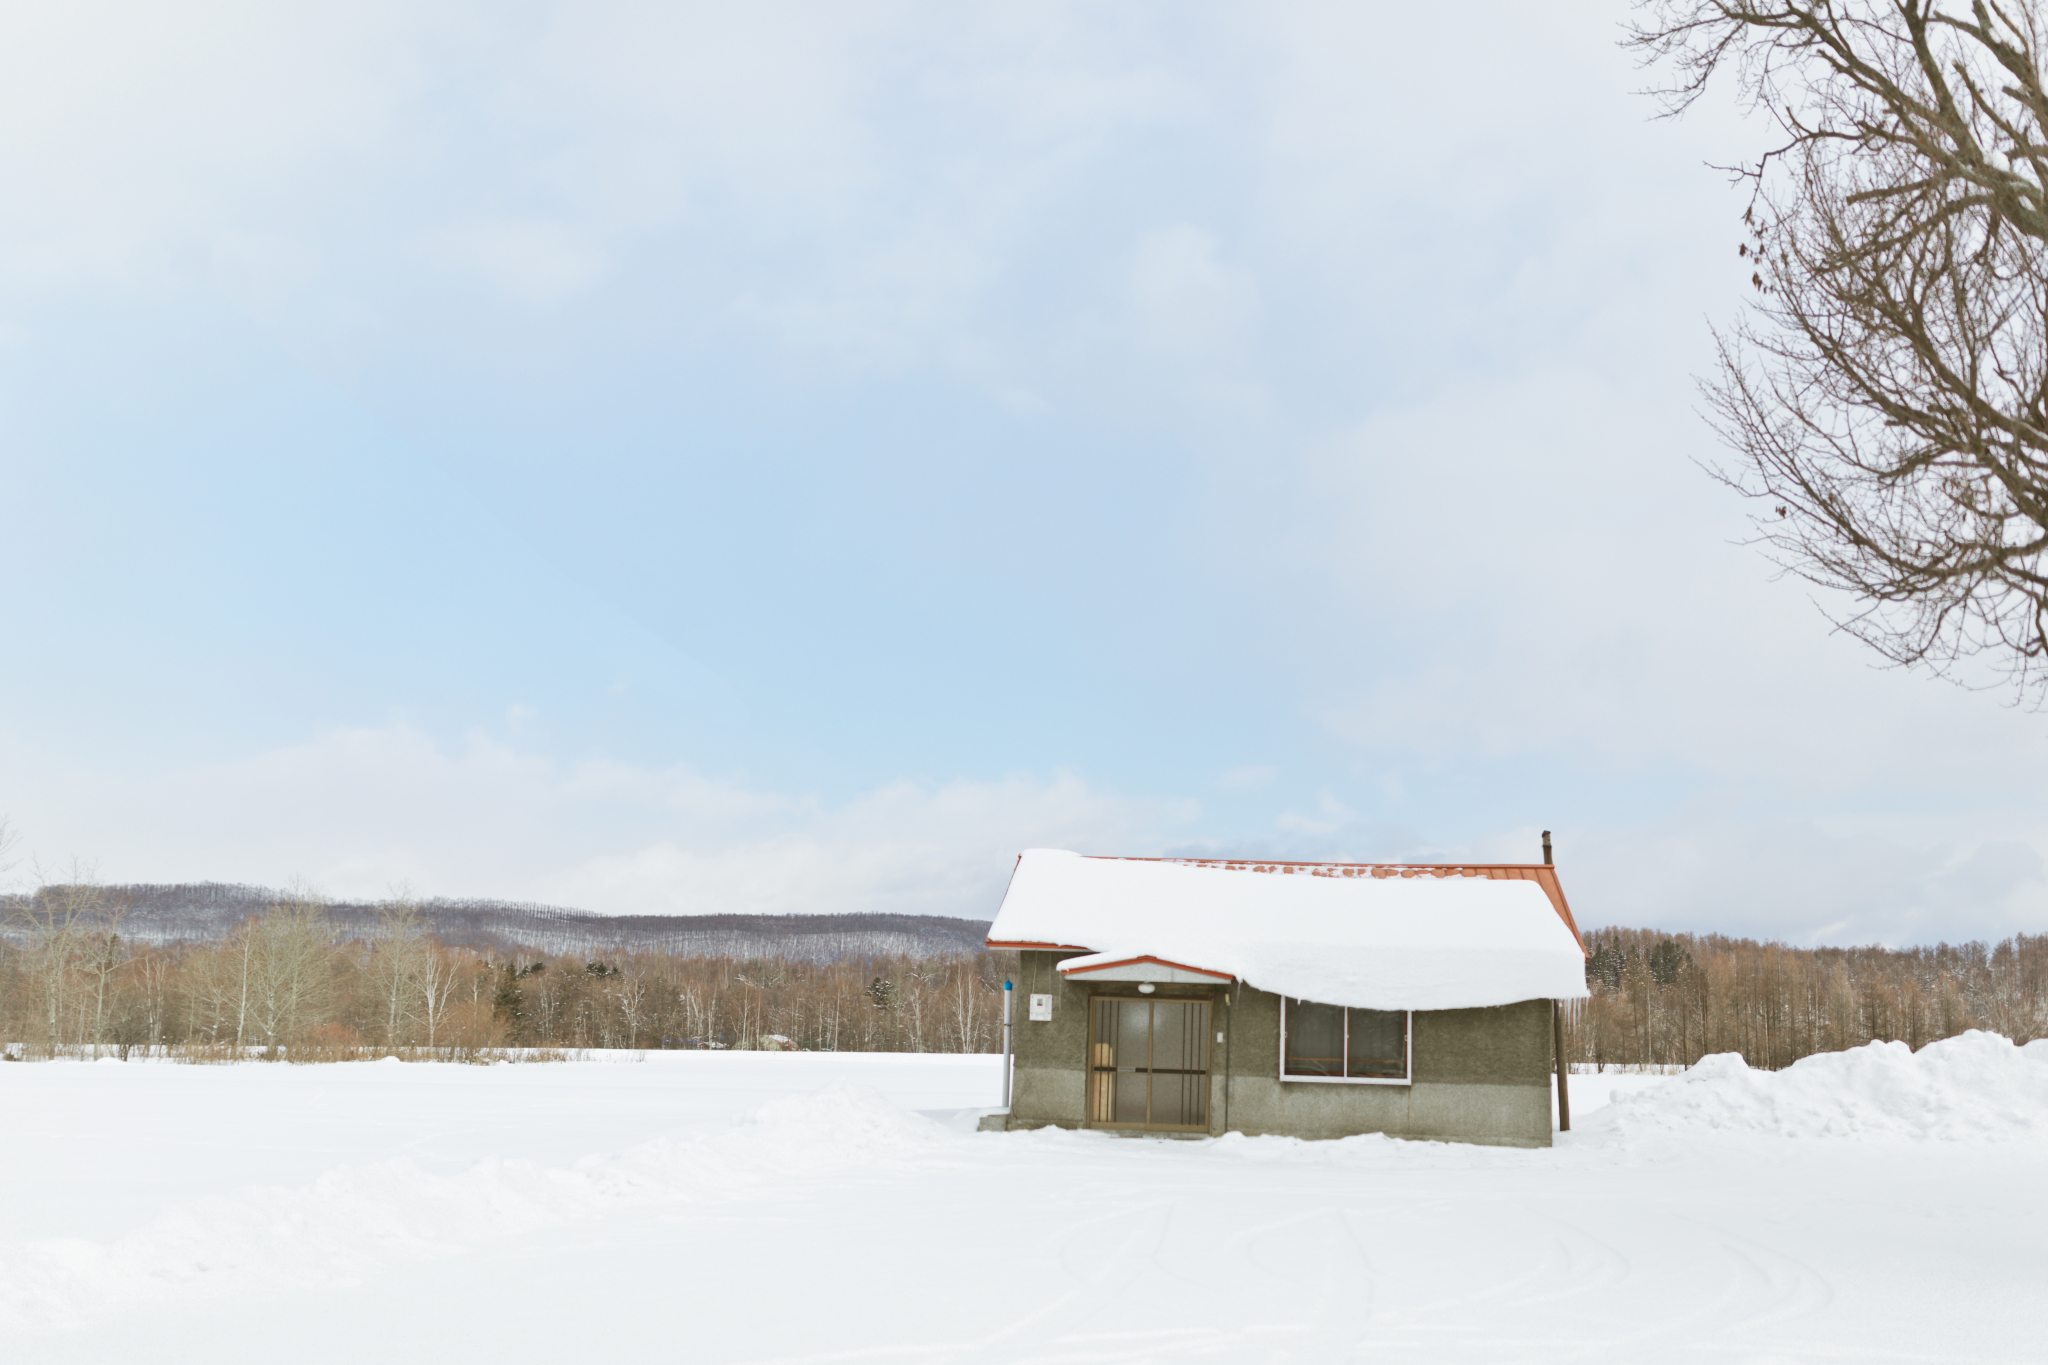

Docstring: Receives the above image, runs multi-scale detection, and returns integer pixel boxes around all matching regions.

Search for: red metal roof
[987,854,1586,957]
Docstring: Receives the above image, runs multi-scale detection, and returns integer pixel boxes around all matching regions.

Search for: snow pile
[1599,1031,2048,1143]
[0,1083,958,1331]
[726,1081,959,1164]
[989,848,1587,1010]
[1,1152,639,1330]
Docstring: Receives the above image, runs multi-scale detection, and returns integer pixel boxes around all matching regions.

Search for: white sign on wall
[1028,993,1053,1022]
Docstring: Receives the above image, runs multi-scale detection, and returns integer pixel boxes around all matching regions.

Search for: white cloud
[1275,791,1358,838]
[1239,357,2048,813]
[1162,810,2048,948]
[2,725,1194,920]
[1217,764,1276,791]
[8,717,2043,945]
[427,218,605,304]
[1561,815,2048,947]
[0,2,416,294]
[1126,223,1258,352]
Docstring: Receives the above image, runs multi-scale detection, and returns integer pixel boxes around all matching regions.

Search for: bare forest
[9,881,2048,1069]
[1567,925,2048,1069]
[0,886,1019,1061]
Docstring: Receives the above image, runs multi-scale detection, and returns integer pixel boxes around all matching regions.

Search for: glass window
[1282,999,1344,1077]
[1282,999,1409,1082]
[1346,1007,1406,1079]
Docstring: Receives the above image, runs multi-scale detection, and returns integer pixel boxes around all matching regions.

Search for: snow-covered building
[981,849,1590,1147]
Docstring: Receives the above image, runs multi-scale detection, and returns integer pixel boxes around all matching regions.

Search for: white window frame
[1278,998,1412,1086]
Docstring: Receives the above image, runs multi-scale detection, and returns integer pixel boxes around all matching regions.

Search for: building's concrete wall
[1005,950,1094,1129]
[999,951,1556,1148]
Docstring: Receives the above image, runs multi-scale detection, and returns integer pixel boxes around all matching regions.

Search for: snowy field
[4,1037,2046,1364]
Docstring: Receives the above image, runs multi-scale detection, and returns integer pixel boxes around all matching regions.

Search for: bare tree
[11,862,113,1054]
[82,898,131,1058]
[235,888,336,1055]
[137,950,174,1053]
[0,815,20,886]
[370,892,430,1048]
[413,945,461,1048]
[1634,2,2048,697]
[613,968,648,1049]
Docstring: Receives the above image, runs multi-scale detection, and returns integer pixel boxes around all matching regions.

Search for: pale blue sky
[5,2,2046,944]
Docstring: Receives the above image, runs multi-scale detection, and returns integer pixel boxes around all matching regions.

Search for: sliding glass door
[1088,997,1211,1130]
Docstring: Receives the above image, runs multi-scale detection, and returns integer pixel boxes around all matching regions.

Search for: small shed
[980,849,1590,1147]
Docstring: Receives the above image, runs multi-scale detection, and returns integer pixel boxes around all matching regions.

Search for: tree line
[13,881,2046,1071]
[1566,925,2048,1070]
[0,884,1021,1061]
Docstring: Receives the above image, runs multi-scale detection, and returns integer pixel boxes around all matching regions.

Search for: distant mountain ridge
[1,882,995,962]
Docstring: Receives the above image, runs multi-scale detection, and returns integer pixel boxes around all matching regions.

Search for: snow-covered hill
[1,882,994,960]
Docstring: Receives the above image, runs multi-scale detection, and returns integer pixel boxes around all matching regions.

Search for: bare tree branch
[1635,3,2048,699]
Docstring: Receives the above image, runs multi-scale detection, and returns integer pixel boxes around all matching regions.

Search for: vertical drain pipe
[1222,982,1236,1135]
[1545,829,1571,1133]
[1553,1000,1571,1133]
[1001,979,1014,1110]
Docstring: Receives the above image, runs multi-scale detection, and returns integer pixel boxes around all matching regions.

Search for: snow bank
[989,849,1587,1010]
[729,1081,958,1162]
[0,1082,958,1331]
[1598,1031,2048,1143]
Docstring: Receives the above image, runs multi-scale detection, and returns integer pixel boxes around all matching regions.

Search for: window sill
[1280,1073,1412,1087]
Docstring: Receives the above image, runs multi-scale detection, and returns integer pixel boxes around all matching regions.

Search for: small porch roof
[1056,952,1235,984]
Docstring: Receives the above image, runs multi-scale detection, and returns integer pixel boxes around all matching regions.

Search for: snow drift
[988,849,1588,1010]
[1596,1031,2048,1143]
[0,1081,955,1332]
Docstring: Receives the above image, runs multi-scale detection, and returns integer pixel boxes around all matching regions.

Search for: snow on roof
[987,850,1590,1011]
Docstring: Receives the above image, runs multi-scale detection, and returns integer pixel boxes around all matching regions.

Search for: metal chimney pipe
[1542,830,1553,866]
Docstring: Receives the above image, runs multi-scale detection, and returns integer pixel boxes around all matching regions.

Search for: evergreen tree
[1649,939,1692,986]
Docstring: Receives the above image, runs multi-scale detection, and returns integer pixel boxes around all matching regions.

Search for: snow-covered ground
[4,1036,2044,1363]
